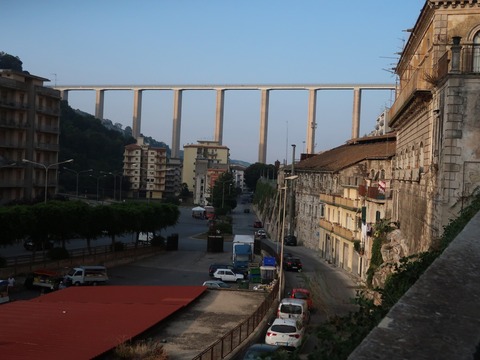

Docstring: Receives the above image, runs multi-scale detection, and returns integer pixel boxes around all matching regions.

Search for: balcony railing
[319,193,359,209]
[319,218,333,231]
[389,67,433,122]
[358,184,389,201]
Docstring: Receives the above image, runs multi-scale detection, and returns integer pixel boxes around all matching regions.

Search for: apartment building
[388,1,480,254]
[123,137,169,200]
[230,164,247,192]
[0,70,61,204]
[182,140,230,205]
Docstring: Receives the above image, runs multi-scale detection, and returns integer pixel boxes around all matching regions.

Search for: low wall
[0,245,162,279]
[348,211,480,359]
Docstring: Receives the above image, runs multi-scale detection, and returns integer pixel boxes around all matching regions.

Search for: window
[474,31,480,72]
[419,142,424,171]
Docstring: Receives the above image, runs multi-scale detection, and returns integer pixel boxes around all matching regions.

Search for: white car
[256,229,267,238]
[265,318,304,349]
[202,280,231,289]
[213,269,244,282]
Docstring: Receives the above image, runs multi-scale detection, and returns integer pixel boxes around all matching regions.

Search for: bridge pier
[54,84,396,164]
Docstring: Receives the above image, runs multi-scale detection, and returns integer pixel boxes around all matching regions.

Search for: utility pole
[288,144,296,236]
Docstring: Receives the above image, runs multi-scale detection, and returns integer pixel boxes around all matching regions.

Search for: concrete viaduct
[54,84,396,163]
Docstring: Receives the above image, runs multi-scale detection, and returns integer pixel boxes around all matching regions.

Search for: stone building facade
[273,1,480,282]
[388,1,480,254]
[286,135,396,280]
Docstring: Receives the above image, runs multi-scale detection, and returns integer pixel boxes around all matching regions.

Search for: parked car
[283,257,303,272]
[255,229,266,239]
[265,318,305,349]
[202,280,231,289]
[23,238,55,251]
[284,235,297,246]
[241,343,286,359]
[277,298,310,323]
[208,263,235,277]
[243,208,250,213]
[213,268,244,282]
[138,232,154,244]
[289,288,313,310]
[253,221,263,228]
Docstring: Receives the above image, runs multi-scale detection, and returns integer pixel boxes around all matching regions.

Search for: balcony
[389,67,433,125]
[319,193,359,209]
[319,219,355,241]
[358,184,389,201]
[319,218,333,231]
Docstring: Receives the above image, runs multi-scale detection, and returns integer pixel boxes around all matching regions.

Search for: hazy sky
[3,0,424,164]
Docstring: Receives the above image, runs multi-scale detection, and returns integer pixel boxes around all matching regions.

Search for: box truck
[232,235,255,273]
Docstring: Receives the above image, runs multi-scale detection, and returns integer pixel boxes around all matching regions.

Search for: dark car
[208,263,235,277]
[23,238,55,251]
[284,235,297,246]
[253,221,263,228]
[243,208,250,213]
[284,257,303,272]
[242,343,287,359]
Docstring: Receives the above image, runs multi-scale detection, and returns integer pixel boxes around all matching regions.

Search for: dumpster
[207,236,224,252]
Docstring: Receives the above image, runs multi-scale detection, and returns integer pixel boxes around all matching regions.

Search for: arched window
[370,169,375,179]
[380,169,386,180]
[474,31,480,72]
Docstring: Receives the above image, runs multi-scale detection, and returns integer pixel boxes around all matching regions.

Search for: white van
[277,298,310,323]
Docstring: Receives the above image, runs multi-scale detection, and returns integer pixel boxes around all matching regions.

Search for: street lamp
[90,174,106,201]
[278,175,298,301]
[100,171,123,201]
[22,158,74,203]
[63,167,93,197]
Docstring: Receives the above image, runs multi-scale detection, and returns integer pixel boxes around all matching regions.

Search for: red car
[290,288,313,310]
[253,221,263,228]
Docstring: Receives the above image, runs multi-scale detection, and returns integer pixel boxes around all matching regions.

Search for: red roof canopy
[0,286,206,360]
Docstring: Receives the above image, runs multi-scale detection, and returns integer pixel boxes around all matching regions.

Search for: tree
[244,163,277,191]
[210,172,237,211]
[0,52,23,71]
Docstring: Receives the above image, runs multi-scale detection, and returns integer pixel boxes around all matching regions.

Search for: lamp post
[90,174,106,201]
[278,175,298,301]
[22,158,74,203]
[63,167,93,197]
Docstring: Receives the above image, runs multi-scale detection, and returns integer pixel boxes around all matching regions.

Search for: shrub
[110,241,125,252]
[113,339,168,360]
[47,247,70,260]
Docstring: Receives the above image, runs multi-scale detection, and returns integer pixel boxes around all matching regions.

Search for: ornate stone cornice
[428,0,480,9]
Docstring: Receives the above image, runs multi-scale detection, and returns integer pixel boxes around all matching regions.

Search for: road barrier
[192,239,281,360]
[192,282,278,360]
